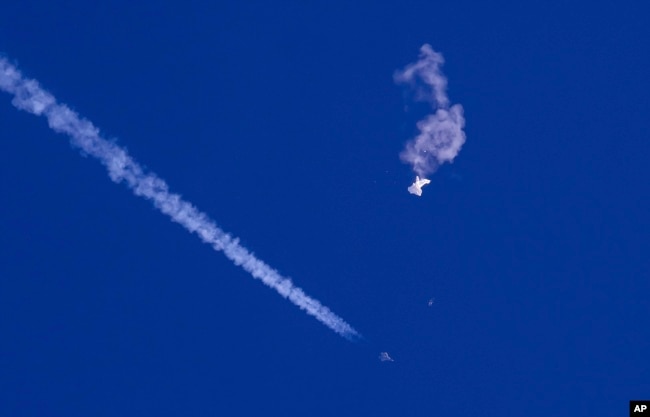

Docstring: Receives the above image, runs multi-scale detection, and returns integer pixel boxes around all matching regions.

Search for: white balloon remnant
[407,175,431,197]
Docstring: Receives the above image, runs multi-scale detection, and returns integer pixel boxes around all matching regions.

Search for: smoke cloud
[0,57,359,340]
[395,44,466,178]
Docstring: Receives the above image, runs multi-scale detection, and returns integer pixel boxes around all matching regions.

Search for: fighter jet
[407,176,431,196]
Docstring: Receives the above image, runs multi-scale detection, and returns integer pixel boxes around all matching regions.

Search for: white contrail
[0,57,359,340]
[395,45,466,185]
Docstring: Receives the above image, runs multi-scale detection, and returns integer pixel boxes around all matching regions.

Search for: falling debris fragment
[407,175,431,196]
[428,298,435,307]
[379,352,394,362]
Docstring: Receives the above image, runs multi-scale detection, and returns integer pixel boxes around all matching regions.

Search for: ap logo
[630,401,650,416]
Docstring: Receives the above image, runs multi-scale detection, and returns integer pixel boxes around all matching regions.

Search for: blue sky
[1,1,649,416]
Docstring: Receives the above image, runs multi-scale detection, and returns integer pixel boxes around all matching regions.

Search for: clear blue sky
[1,1,648,416]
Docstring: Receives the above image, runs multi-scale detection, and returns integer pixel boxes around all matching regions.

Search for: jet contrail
[395,45,466,194]
[0,57,359,340]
